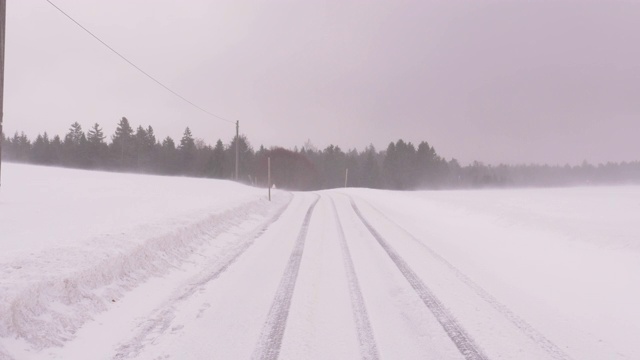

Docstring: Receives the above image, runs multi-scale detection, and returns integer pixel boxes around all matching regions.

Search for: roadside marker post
[344,168,349,188]
[268,156,271,201]
[235,120,239,180]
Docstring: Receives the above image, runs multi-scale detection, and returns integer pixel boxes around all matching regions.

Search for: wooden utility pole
[0,0,5,191]
[267,156,271,201]
[235,120,239,180]
[344,168,349,188]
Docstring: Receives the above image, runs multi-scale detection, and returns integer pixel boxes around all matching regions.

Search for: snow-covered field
[1,163,638,359]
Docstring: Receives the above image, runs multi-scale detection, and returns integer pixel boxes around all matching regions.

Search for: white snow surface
[1,163,639,359]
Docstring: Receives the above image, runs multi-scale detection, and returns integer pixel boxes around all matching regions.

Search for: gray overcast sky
[5,0,640,165]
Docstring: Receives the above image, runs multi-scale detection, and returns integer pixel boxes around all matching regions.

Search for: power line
[44,0,235,125]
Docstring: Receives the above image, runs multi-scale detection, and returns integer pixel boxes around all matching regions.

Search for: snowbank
[0,163,280,353]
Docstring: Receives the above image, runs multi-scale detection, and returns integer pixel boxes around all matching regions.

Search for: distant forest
[2,117,640,190]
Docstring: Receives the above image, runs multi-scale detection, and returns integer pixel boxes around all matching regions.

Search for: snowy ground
[1,163,639,359]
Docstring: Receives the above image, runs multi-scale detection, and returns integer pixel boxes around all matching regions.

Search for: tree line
[2,118,247,179]
[2,117,640,190]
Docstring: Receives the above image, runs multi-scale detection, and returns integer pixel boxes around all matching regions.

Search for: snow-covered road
[1,164,639,359]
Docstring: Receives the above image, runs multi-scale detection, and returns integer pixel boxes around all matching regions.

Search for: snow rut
[350,199,489,360]
[353,196,574,360]
[251,196,320,360]
[113,195,293,359]
[0,195,290,353]
[330,198,380,360]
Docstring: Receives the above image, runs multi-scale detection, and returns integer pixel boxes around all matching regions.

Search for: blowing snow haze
[3,2,640,359]
[4,0,640,165]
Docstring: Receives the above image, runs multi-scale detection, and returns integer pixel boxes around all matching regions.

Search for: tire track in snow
[113,195,293,360]
[350,198,489,360]
[251,196,320,360]
[3,196,286,352]
[353,196,573,360]
[329,197,380,360]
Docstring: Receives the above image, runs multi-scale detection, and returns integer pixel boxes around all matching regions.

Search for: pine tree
[62,122,89,167]
[178,127,196,173]
[320,144,346,189]
[65,122,86,145]
[135,125,159,171]
[113,117,133,140]
[87,123,106,145]
[212,139,225,178]
[146,126,157,148]
[162,136,175,150]
[361,144,381,188]
[226,135,253,180]
[416,141,438,186]
[111,117,135,168]
[32,132,54,164]
[179,127,195,151]
[142,125,158,171]
[159,136,178,174]
[87,123,107,167]
[17,132,32,162]
[50,135,63,164]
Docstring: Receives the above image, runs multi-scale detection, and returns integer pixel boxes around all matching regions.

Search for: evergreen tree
[361,144,381,188]
[136,125,158,172]
[135,126,149,170]
[416,141,437,186]
[50,135,63,164]
[382,142,398,188]
[31,132,52,164]
[159,136,179,174]
[321,144,347,189]
[114,117,134,139]
[178,127,196,173]
[16,132,32,162]
[63,122,89,167]
[87,123,108,167]
[179,127,195,151]
[162,136,175,150]
[87,123,106,145]
[145,126,157,148]
[111,117,135,168]
[212,139,225,178]
[65,122,86,145]
[225,135,253,180]
[345,148,360,187]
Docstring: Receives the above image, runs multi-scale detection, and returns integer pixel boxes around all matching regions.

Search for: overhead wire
[44,0,235,125]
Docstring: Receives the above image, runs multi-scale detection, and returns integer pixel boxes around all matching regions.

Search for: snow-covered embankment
[0,163,285,355]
